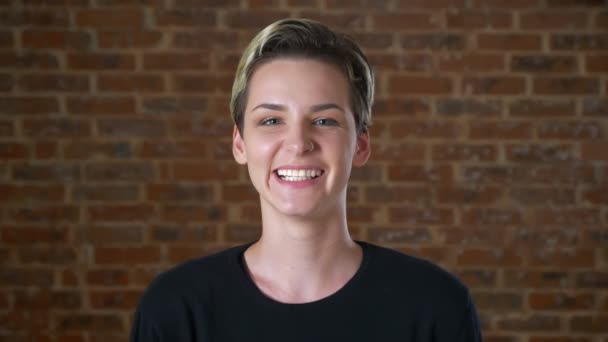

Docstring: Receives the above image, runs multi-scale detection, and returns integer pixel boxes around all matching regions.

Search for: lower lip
[273,172,324,188]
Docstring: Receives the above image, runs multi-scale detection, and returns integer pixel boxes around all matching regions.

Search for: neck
[243,201,362,303]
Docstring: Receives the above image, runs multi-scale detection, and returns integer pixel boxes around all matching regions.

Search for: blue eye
[260,118,280,126]
[314,118,339,126]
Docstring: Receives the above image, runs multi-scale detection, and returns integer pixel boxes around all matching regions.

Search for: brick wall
[1,0,607,341]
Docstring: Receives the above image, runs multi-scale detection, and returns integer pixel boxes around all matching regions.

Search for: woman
[131,18,482,342]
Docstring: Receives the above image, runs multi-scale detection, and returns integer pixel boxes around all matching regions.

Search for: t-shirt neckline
[234,240,373,310]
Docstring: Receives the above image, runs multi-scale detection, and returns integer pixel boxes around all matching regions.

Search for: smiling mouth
[275,169,324,182]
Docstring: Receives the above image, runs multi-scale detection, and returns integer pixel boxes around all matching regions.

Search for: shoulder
[361,241,470,308]
[136,243,248,312]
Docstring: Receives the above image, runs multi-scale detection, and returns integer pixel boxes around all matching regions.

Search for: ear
[232,125,247,165]
[352,130,371,167]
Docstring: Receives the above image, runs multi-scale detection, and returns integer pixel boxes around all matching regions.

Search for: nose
[284,123,314,154]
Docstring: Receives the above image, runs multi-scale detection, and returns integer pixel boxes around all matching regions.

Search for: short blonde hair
[230,18,374,134]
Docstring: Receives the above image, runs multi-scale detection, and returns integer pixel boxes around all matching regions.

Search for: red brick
[144,97,210,117]
[548,0,607,6]
[477,34,542,51]
[89,290,142,309]
[551,34,608,51]
[510,188,576,206]
[73,185,139,202]
[372,13,438,30]
[432,144,497,161]
[66,97,135,115]
[172,74,232,93]
[436,98,502,116]
[84,162,153,182]
[1,226,68,245]
[387,164,452,183]
[388,207,454,225]
[75,9,143,28]
[526,248,595,268]
[97,30,163,49]
[0,97,59,115]
[390,120,461,139]
[23,118,91,137]
[3,9,70,27]
[57,313,124,331]
[221,184,258,202]
[21,30,91,49]
[173,162,238,181]
[439,227,507,246]
[143,53,209,71]
[596,11,608,29]
[583,186,608,204]
[155,9,216,27]
[586,55,608,72]
[95,247,160,265]
[537,121,603,140]
[446,10,512,29]
[389,76,453,95]
[365,185,430,204]
[151,225,217,242]
[87,204,153,222]
[498,314,561,331]
[86,269,129,286]
[12,163,80,181]
[226,223,262,242]
[504,270,573,289]
[398,0,465,8]
[436,186,502,205]
[368,227,432,244]
[67,53,135,70]
[373,143,426,161]
[17,74,89,92]
[371,97,430,116]
[0,120,13,136]
[35,141,58,159]
[529,292,595,310]
[0,268,54,287]
[506,144,576,163]
[464,77,526,95]
[147,183,214,201]
[9,205,80,223]
[534,77,599,95]
[98,74,165,92]
[472,291,523,312]
[97,118,167,138]
[400,34,466,50]
[81,225,144,245]
[534,208,601,226]
[457,248,523,267]
[469,121,532,139]
[582,142,608,160]
[0,142,29,159]
[0,184,65,202]
[18,247,78,264]
[511,55,578,73]
[160,205,223,222]
[455,270,497,288]
[569,314,608,333]
[521,11,588,30]
[471,0,542,8]
[438,54,505,72]
[63,141,132,160]
[462,208,522,225]
[172,30,239,49]
[0,52,59,69]
[509,99,576,117]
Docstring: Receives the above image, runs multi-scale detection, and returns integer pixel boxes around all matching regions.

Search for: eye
[260,117,281,126]
[314,118,339,126]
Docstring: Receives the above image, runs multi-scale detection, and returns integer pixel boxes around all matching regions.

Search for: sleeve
[453,293,483,342]
[130,305,161,342]
[433,290,483,342]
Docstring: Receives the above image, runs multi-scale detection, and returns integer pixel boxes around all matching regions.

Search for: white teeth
[276,169,323,181]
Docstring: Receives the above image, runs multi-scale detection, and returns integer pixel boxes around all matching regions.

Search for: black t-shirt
[130,241,482,342]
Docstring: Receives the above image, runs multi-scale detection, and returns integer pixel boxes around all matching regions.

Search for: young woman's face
[233,58,370,219]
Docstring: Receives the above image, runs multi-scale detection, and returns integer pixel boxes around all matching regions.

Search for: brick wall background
[1,0,607,341]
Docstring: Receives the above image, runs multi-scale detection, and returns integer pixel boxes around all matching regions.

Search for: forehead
[246,58,351,109]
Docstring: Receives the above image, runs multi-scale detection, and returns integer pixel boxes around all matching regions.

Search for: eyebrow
[251,103,345,113]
